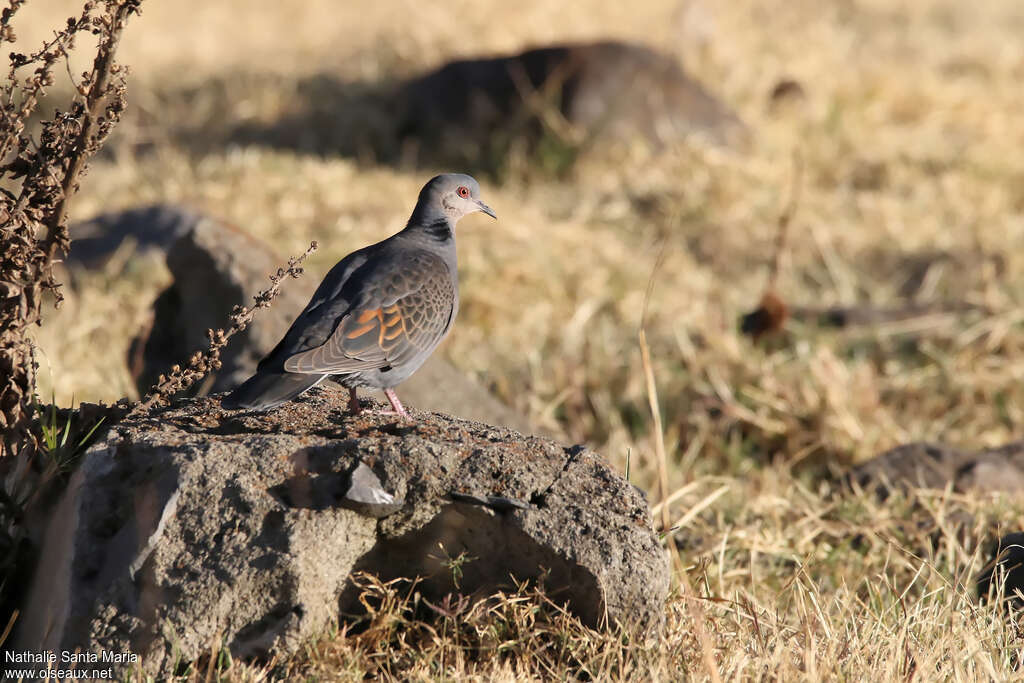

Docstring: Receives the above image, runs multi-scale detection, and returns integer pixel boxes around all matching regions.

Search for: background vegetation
[13,0,1024,678]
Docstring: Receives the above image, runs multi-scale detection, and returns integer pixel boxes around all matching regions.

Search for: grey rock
[125,208,536,433]
[848,440,1024,497]
[13,390,668,677]
[340,461,403,518]
[977,532,1024,608]
[131,213,306,396]
[68,204,204,267]
[850,441,1024,614]
[448,491,532,512]
[397,40,748,166]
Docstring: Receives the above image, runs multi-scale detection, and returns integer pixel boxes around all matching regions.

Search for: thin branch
[130,241,319,416]
[49,1,140,235]
[767,148,803,291]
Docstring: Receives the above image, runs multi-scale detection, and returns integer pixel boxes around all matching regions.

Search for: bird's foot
[347,387,362,415]
[380,388,412,420]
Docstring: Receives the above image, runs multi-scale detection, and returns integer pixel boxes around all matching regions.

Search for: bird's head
[413,173,496,226]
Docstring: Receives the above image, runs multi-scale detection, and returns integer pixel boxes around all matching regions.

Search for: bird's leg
[347,387,362,414]
[381,388,410,418]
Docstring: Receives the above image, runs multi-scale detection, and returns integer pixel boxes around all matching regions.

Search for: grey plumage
[222,173,495,415]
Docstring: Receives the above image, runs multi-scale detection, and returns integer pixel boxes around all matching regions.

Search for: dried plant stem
[130,241,318,416]
[740,149,805,340]
[638,239,671,526]
[0,0,142,462]
[767,148,803,291]
[50,2,137,238]
[638,237,722,683]
[639,330,669,527]
[638,336,722,683]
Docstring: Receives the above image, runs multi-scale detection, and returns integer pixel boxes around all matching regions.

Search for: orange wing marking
[343,304,408,350]
[345,307,380,339]
[379,304,406,344]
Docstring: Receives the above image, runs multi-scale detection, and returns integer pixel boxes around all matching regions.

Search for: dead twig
[740,149,803,341]
[637,235,722,683]
[767,148,803,292]
[129,241,318,416]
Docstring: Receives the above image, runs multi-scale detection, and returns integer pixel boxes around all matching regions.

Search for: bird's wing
[253,246,375,372]
[282,250,455,374]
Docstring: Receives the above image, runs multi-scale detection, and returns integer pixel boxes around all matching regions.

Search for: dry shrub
[0,0,144,642]
[0,0,141,462]
[0,1,154,657]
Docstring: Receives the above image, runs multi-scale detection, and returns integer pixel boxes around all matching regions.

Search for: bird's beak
[475,200,497,219]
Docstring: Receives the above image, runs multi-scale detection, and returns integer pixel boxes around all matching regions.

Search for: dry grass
[15,0,1024,678]
[167,485,1024,681]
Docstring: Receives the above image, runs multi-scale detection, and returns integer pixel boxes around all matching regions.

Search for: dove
[222,173,495,417]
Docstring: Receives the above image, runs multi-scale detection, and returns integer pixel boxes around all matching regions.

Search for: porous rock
[977,532,1024,608]
[848,440,1024,498]
[14,390,667,676]
[850,442,1024,614]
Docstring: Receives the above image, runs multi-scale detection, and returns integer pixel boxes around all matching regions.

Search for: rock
[848,440,1024,498]
[977,532,1024,608]
[129,211,311,397]
[850,442,1024,614]
[337,461,403,519]
[13,391,667,677]
[68,204,205,267]
[396,40,748,167]
[126,208,536,433]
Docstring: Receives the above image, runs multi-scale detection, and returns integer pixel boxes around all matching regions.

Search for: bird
[222,173,496,417]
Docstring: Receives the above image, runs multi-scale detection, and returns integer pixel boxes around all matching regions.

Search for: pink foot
[380,388,411,419]
[347,387,362,414]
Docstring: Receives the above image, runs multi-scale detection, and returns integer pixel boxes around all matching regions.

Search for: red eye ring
[457,186,470,198]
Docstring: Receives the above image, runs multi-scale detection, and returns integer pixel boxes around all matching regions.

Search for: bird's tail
[221,371,326,411]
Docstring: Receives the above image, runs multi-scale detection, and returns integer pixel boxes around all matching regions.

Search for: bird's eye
[457,186,470,198]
